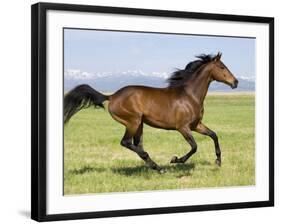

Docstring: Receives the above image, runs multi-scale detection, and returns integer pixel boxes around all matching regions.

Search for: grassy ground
[64,93,255,195]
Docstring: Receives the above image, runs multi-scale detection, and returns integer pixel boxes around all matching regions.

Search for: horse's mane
[167,54,215,88]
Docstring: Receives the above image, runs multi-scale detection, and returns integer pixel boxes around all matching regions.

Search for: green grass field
[64,93,255,195]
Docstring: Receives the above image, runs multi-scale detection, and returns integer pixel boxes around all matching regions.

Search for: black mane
[167,54,215,88]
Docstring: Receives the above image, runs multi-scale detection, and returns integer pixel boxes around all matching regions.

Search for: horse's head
[210,52,238,89]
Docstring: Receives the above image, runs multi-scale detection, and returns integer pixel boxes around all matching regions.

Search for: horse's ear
[213,52,222,61]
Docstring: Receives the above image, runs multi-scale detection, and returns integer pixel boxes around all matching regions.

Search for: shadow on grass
[68,160,214,176]
[68,161,214,177]
[112,163,195,176]
[68,165,106,175]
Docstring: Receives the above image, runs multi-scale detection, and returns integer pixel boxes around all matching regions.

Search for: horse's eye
[220,66,225,69]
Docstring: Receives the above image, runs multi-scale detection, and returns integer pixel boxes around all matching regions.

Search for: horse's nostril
[233,79,238,87]
[231,79,239,89]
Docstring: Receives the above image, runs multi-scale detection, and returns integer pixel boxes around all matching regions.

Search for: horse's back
[109,85,160,109]
[112,85,164,95]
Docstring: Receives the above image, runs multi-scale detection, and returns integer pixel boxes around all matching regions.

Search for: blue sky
[64,28,255,78]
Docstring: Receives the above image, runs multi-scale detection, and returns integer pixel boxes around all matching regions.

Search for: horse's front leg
[194,122,221,166]
[170,127,197,164]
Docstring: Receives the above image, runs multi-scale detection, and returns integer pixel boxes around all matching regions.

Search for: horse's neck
[185,65,212,105]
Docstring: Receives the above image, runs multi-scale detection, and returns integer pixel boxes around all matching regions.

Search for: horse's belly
[142,115,176,130]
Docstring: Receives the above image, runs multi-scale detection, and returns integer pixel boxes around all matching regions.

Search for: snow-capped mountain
[64,69,255,92]
[64,69,170,80]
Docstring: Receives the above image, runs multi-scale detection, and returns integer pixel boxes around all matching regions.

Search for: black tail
[64,84,109,123]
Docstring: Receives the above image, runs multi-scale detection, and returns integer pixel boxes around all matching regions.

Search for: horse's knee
[189,142,197,154]
[209,131,218,142]
[191,146,197,154]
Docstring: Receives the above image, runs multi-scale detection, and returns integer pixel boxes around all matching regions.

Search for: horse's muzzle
[231,79,239,89]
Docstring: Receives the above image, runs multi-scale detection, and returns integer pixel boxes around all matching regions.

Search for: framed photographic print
[31,2,274,222]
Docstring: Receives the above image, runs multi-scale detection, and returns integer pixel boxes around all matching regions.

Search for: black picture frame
[31,2,274,222]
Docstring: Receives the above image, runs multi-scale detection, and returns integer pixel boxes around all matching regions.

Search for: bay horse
[64,52,238,173]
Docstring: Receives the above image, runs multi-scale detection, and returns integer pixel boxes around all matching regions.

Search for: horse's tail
[64,84,109,124]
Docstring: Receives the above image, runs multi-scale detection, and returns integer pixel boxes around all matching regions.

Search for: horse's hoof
[215,159,221,167]
[158,168,167,174]
[170,156,178,163]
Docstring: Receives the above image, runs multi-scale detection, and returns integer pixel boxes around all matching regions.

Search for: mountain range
[64,69,255,92]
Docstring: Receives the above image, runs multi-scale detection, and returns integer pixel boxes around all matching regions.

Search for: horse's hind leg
[133,122,143,147]
[121,123,164,173]
[194,122,221,166]
[171,127,197,164]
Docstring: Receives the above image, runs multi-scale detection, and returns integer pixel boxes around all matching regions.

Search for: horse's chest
[197,106,204,119]
[189,104,204,118]
[190,107,204,128]
[199,107,204,118]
